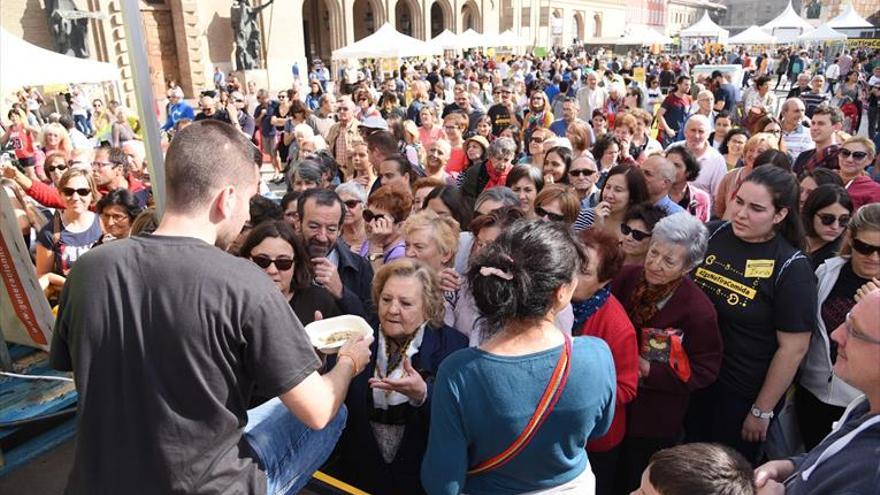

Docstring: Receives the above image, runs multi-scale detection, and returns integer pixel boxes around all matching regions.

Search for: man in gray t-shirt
[52,120,372,494]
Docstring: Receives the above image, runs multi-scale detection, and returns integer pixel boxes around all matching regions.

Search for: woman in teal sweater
[421,219,617,494]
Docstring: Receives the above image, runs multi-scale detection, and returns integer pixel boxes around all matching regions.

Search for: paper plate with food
[304,315,373,353]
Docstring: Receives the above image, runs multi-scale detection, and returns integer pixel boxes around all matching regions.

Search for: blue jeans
[244,398,347,495]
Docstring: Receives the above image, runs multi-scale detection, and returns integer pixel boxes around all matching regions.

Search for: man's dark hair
[648,443,755,495]
[380,154,414,185]
[163,120,260,214]
[249,195,283,226]
[58,114,76,131]
[297,187,345,227]
[108,147,130,175]
[366,130,398,158]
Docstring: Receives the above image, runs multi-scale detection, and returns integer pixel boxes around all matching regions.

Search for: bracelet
[337,352,360,376]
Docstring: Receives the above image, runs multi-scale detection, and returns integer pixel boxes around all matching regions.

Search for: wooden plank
[0,418,75,476]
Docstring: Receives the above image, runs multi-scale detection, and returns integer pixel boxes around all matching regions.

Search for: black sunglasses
[621,223,652,241]
[344,199,361,209]
[362,210,388,223]
[569,169,596,178]
[536,207,565,222]
[839,149,869,160]
[46,164,68,173]
[851,238,880,256]
[817,213,850,227]
[251,255,294,271]
[62,187,91,197]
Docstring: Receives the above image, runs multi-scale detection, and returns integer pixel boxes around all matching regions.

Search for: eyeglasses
[277,95,288,100]
[764,129,782,135]
[92,161,118,169]
[101,212,129,223]
[620,223,652,241]
[530,137,545,144]
[569,169,596,178]
[251,255,295,271]
[839,149,869,160]
[46,164,68,174]
[535,207,565,222]
[851,237,880,256]
[362,210,388,223]
[61,187,91,197]
[844,311,880,345]
[817,213,850,228]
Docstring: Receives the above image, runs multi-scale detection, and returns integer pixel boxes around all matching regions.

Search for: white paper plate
[304,315,373,354]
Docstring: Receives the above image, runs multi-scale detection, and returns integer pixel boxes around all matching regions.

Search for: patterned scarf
[627,274,683,329]
[571,285,612,335]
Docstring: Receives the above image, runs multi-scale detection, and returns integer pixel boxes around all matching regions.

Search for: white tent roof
[728,25,779,44]
[826,4,874,29]
[332,23,443,60]
[798,24,847,41]
[430,30,460,50]
[487,30,529,48]
[617,26,673,46]
[760,2,814,33]
[680,12,730,39]
[0,28,120,95]
[456,29,488,49]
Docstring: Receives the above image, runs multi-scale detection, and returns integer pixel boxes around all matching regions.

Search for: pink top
[418,125,444,150]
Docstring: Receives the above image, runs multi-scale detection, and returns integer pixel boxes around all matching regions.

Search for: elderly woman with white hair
[611,212,723,493]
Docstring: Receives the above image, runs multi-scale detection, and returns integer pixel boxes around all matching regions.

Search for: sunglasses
[530,137,545,144]
[839,149,869,160]
[536,207,565,222]
[620,223,652,241]
[362,210,388,223]
[569,169,596,178]
[62,187,91,197]
[251,255,295,271]
[344,199,361,209]
[817,213,850,227]
[46,164,68,173]
[851,238,880,256]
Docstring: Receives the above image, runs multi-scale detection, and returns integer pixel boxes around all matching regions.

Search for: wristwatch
[367,252,384,262]
[750,404,774,420]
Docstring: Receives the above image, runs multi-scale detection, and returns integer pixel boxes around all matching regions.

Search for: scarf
[804,144,841,173]
[373,324,425,410]
[571,285,612,335]
[484,160,511,191]
[627,273,683,329]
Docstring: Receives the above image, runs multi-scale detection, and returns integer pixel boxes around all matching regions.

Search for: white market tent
[760,2,814,43]
[798,24,847,42]
[332,23,443,60]
[825,4,874,29]
[0,27,120,96]
[430,30,460,50]
[617,27,673,46]
[456,29,489,49]
[728,25,779,45]
[489,30,529,48]
[680,12,730,42]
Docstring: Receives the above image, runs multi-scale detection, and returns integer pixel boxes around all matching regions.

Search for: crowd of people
[2,42,879,495]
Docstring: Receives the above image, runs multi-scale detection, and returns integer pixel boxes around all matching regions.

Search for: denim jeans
[244,398,347,495]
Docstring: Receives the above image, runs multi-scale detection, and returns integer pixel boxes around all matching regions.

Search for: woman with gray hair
[610,212,723,493]
[336,180,368,253]
[459,137,517,203]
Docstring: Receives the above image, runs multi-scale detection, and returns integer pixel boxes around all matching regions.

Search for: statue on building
[231,0,275,71]
[46,0,93,58]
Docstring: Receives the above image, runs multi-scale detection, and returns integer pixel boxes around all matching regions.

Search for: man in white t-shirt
[575,72,608,121]
[780,98,814,162]
[668,114,726,196]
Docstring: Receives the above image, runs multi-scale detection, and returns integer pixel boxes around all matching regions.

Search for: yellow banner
[847,39,880,48]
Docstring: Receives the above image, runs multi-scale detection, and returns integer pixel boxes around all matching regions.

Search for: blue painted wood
[0,418,76,477]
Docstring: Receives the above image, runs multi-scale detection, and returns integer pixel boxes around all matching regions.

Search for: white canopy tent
[825,4,874,29]
[0,27,120,96]
[430,30,460,50]
[798,24,847,42]
[760,2,814,43]
[332,23,443,60]
[728,25,779,45]
[680,12,730,42]
[617,27,673,46]
[456,29,489,49]
[488,30,529,48]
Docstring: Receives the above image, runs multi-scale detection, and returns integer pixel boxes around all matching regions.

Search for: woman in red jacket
[611,212,723,494]
[572,227,639,495]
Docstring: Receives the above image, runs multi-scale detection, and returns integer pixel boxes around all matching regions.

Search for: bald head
[684,115,710,152]
[641,155,676,200]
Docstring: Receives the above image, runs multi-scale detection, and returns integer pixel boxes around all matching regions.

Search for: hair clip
[480,266,514,280]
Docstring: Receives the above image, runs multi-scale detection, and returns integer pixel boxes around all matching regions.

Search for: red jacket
[845,175,880,212]
[576,294,639,452]
[25,180,65,209]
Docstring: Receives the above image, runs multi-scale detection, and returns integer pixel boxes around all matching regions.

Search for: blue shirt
[162,101,195,131]
[655,195,685,215]
[549,119,569,137]
[422,337,616,495]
